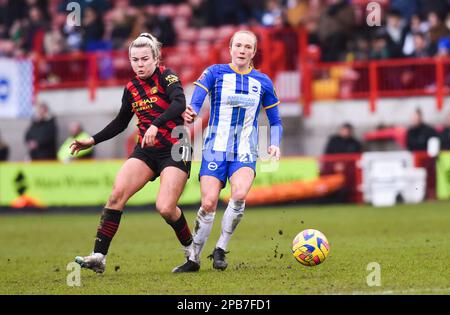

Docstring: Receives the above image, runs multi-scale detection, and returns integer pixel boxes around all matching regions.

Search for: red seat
[157,4,176,18]
[176,3,192,19]
[364,127,407,148]
[178,28,197,43]
[217,25,236,40]
[198,27,216,42]
[173,17,189,34]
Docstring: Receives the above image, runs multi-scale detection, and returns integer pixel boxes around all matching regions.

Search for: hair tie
[140,34,152,40]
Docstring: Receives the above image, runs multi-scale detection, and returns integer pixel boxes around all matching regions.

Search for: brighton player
[70,33,195,273]
[176,30,283,272]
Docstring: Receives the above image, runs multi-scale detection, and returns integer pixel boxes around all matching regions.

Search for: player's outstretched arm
[70,137,95,156]
[186,83,208,124]
[265,105,283,160]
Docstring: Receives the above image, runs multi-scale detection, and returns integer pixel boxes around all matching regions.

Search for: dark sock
[165,211,193,247]
[94,208,122,255]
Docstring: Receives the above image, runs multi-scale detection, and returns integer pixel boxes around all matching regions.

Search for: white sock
[189,207,215,263]
[216,199,245,251]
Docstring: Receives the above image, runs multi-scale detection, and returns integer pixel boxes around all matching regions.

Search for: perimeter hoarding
[0,158,318,207]
[437,152,450,200]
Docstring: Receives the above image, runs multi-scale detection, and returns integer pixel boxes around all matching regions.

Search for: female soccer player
[70,33,196,273]
[179,30,283,272]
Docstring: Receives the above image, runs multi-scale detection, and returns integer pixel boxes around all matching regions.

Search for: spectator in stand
[8,19,29,57]
[418,0,450,21]
[0,130,9,161]
[57,121,94,162]
[128,7,176,48]
[439,34,450,52]
[437,39,450,86]
[322,122,361,204]
[260,0,284,27]
[0,0,18,56]
[302,0,322,46]
[25,0,50,20]
[317,0,355,61]
[286,0,309,28]
[80,6,105,50]
[0,0,9,40]
[24,102,58,160]
[438,113,450,151]
[393,32,435,90]
[61,12,83,52]
[188,0,209,29]
[145,12,177,47]
[407,32,432,58]
[427,11,450,55]
[107,2,135,50]
[205,0,247,27]
[128,10,147,42]
[0,0,27,38]
[403,14,430,56]
[43,19,67,56]
[370,31,390,60]
[406,108,438,152]
[348,34,371,61]
[390,0,419,22]
[384,9,408,59]
[324,122,362,154]
[240,0,266,26]
[21,5,47,55]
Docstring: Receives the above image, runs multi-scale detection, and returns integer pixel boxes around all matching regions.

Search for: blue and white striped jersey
[191,64,282,160]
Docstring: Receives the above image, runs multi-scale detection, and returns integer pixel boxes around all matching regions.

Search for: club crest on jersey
[165,74,179,86]
[151,86,158,94]
[207,162,218,171]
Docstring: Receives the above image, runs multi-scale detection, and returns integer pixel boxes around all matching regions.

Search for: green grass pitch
[1,201,450,295]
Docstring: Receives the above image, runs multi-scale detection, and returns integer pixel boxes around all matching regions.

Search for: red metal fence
[32,27,449,116]
[303,57,450,116]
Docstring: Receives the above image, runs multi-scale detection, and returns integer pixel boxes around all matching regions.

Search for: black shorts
[129,145,191,181]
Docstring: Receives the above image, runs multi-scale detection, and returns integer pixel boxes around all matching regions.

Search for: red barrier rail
[34,47,216,99]
[32,27,449,115]
[33,27,303,102]
[305,56,450,116]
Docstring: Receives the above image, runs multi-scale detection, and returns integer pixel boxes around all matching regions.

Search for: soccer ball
[292,229,330,266]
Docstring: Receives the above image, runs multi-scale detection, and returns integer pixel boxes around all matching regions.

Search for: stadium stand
[0,0,449,201]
